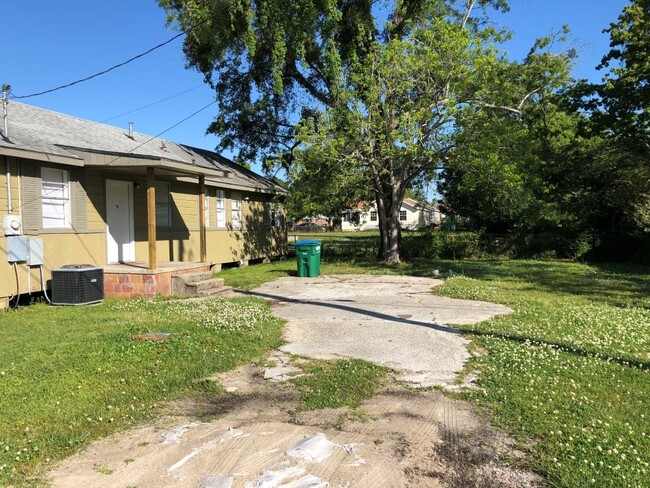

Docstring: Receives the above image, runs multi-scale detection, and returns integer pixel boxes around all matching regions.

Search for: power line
[146,99,216,141]
[11,33,185,99]
[100,85,204,122]
[10,16,212,100]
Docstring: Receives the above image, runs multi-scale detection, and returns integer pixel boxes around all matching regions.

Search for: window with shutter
[21,162,42,233]
[70,168,87,231]
[41,167,71,228]
[155,181,171,227]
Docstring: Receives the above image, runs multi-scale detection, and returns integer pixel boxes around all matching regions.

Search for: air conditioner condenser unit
[51,265,104,305]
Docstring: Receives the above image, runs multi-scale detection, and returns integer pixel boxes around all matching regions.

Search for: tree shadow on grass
[461,327,650,372]
[401,259,650,309]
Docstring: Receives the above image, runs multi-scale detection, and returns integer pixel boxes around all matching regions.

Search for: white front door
[106,179,135,263]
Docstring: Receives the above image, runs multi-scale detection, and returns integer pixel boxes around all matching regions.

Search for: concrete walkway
[251,274,512,387]
[48,274,522,488]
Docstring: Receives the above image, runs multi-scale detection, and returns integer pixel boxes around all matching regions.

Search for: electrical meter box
[3,214,23,236]
[27,238,44,266]
[7,236,29,262]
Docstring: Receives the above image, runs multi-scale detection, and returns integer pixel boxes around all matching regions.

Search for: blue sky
[2,0,629,174]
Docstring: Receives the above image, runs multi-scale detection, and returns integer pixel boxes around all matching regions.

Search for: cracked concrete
[47,274,528,488]
[251,275,512,387]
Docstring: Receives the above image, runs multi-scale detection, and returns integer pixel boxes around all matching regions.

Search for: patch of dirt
[48,358,543,488]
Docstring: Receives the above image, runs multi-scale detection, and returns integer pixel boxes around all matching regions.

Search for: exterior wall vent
[51,265,104,305]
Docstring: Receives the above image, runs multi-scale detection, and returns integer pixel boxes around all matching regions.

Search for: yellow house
[0,102,287,307]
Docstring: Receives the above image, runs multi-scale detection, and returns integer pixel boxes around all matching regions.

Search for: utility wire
[11,16,211,100]
[11,33,184,99]
[145,99,216,141]
[100,84,204,122]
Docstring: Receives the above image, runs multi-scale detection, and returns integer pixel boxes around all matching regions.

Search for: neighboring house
[341,198,442,231]
[0,102,287,306]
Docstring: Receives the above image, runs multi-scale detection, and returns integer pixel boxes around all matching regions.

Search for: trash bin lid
[294,240,321,246]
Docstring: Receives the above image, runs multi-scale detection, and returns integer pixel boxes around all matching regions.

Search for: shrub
[404,231,483,259]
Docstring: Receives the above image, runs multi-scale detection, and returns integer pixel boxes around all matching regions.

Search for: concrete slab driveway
[48,275,523,488]
[251,274,512,387]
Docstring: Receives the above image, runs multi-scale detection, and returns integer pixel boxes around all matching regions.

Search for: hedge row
[403,231,650,263]
[309,231,649,263]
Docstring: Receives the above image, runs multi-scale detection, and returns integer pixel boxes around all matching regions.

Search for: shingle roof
[0,102,285,194]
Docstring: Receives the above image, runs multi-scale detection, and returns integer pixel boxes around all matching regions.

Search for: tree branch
[460,0,477,30]
[290,63,332,107]
[467,88,542,115]
[388,0,425,39]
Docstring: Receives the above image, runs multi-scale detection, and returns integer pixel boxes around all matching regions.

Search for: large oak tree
[161,0,570,262]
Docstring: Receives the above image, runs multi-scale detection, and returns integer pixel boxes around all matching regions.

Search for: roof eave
[65,148,228,177]
[0,146,84,166]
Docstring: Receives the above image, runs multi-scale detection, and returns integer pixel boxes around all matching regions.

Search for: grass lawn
[0,297,283,486]
[2,252,649,487]
[292,358,390,410]
[220,257,650,487]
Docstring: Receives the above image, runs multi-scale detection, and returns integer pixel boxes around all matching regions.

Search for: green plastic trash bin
[294,240,322,277]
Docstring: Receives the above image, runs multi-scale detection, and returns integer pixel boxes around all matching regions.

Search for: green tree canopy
[161,0,572,262]
[572,0,650,236]
[577,0,650,154]
[445,0,650,256]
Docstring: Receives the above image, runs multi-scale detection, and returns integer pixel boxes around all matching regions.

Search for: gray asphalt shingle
[0,102,284,193]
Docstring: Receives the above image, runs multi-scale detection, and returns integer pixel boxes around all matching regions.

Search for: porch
[104,261,212,299]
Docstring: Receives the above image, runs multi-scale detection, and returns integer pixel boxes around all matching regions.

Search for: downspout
[4,158,11,213]
[2,84,12,213]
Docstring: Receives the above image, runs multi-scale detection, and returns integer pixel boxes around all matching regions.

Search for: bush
[405,230,599,261]
[514,232,595,260]
[587,234,650,264]
[404,231,483,259]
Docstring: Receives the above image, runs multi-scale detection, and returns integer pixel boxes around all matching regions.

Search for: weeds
[292,359,390,410]
[0,297,283,485]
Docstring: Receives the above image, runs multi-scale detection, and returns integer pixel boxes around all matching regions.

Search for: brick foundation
[104,264,211,299]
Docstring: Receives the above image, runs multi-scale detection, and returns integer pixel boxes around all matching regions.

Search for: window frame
[370,211,378,222]
[270,204,283,228]
[215,190,226,228]
[399,210,407,221]
[41,167,71,229]
[231,191,242,230]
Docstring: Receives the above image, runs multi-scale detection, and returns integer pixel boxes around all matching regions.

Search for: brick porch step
[171,272,232,297]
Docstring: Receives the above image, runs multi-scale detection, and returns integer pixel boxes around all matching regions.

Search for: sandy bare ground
[48,275,539,487]
[49,361,539,488]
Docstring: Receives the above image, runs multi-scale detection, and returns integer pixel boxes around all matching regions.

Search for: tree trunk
[376,189,404,264]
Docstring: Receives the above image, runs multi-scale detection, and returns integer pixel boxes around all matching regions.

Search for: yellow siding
[85,168,105,230]
[0,232,105,304]
[0,158,286,305]
[171,182,199,229]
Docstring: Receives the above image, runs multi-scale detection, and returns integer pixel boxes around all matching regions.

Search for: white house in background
[341,198,442,231]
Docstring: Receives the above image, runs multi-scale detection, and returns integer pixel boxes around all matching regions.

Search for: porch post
[147,167,157,270]
[199,175,207,263]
